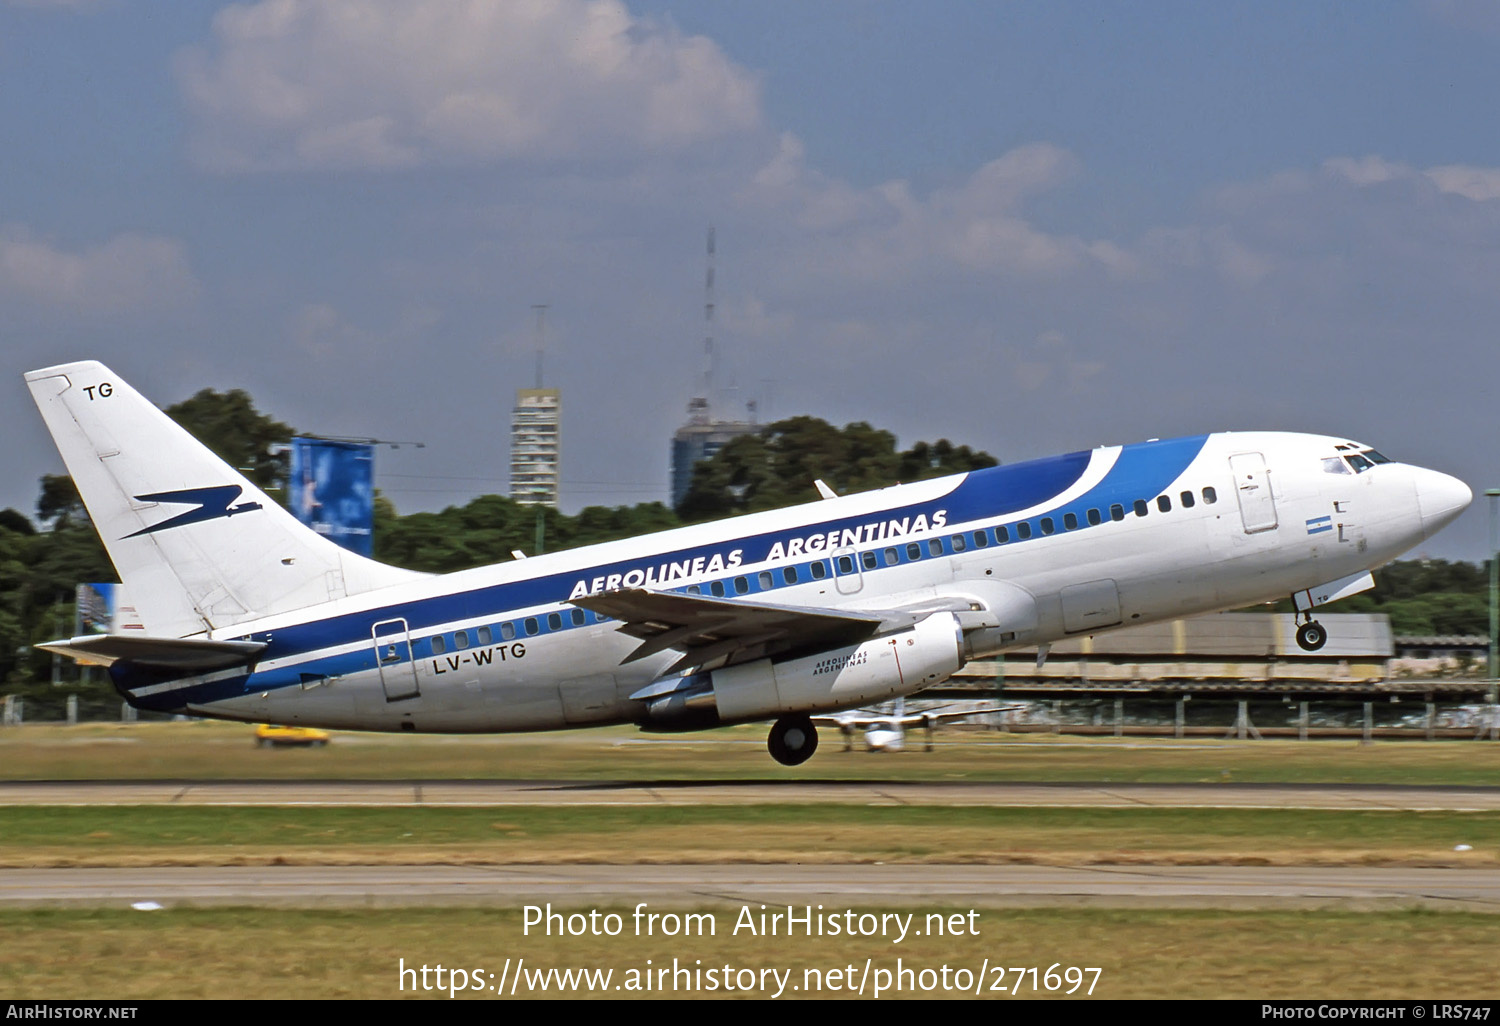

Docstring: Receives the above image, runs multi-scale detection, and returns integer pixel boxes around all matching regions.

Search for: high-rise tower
[511,305,559,507]
[510,388,560,507]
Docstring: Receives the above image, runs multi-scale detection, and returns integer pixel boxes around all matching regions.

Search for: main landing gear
[1295,617,1327,652]
[768,714,819,766]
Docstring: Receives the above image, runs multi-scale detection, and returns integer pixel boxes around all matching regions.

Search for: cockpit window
[1344,453,1374,473]
[1322,457,1351,475]
[1363,449,1391,464]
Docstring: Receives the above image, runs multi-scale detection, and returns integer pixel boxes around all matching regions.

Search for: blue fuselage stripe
[115,435,1210,709]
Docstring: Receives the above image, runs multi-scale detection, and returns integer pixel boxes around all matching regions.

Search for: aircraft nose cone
[1413,468,1473,539]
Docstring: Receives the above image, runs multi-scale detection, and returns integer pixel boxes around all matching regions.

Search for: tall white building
[510,387,560,506]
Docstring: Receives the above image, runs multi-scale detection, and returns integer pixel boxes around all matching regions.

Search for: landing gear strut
[1295,618,1327,652]
[768,714,819,766]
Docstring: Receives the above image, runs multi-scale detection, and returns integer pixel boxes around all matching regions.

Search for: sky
[3,0,1499,561]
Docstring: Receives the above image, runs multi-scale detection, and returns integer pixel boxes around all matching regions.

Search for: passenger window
[1040,517,1055,535]
[1133,500,1149,517]
[571,609,584,627]
[687,584,701,595]
[862,551,878,570]
[810,561,827,580]
[431,636,446,655]
[884,547,899,564]
[1017,522,1033,540]
[1064,512,1078,530]
[524,617,539,636]
[973,531,989,548]
[1203,486,1217,504]
[1180,491,1195,509]
[951,535,966,552]
[711,580,726,597]
[759,571,773,590]
[996,525,1010,542]
[837,555,855,575]
[477,626,492,645]
[734,576,749,594]
[907,543,921,560]
[547,612,562,631]
[501,622,515,641]
[1110,504,1125,522]
[1087,508,1101,526]
[783,566,799,585]
[455,630,469,650]
[1157,495,1171,513]
[928,539,942,556]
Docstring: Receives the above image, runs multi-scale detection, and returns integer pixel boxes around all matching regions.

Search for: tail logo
[125,485,264,538]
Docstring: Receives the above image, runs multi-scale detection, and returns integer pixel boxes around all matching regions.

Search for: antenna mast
[703,227,716,409]
[532,304,547,388]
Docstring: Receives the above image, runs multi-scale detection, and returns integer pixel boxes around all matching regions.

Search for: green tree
[676,416,998,521]
[35,475,86,528]
[164,388,296,495]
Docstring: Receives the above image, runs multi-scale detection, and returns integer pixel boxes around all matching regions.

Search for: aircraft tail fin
[25,361,425,638]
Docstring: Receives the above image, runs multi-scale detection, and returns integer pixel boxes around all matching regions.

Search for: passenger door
[1229,452,1279,534]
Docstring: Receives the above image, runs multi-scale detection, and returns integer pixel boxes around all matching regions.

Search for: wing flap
[571,588,896,673]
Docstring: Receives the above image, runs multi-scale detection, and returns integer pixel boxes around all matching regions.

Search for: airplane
[813,697,1018,752]
[25,360,1472,766]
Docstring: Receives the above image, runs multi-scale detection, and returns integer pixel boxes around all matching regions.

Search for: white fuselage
[115,431,1469,734]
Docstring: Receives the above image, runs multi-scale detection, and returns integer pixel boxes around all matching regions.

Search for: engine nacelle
[641,612,964,729]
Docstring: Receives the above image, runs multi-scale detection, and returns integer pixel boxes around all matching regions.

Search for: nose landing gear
[1295,618,1327,652]
[768,714,819,766]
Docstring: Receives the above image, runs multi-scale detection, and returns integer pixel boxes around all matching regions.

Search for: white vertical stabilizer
[25,361,426,638]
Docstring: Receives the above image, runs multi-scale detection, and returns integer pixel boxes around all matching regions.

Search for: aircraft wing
[898,703,1020,725]
[570,588,930,674]
[812,703,1019,730]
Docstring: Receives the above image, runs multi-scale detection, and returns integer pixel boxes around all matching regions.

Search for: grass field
[1,805,1498,867]
[6,721,1500,1000]
[3,905,1496,999]
[6,719,1500,784]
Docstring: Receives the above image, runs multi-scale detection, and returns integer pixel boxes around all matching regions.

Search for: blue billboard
[289,437,375,556]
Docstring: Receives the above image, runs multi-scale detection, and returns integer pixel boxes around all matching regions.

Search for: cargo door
[1061,579,1122,634]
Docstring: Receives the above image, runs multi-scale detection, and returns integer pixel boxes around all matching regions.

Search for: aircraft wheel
[768,714,819,766]
[1296,621,1327,651]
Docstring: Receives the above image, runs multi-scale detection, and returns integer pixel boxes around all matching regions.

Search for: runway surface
[7,780,1500,910]
[7,864,1500,911]
[3,779,1500,810]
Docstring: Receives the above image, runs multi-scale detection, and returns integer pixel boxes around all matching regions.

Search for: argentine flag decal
[1305,515,1334,535]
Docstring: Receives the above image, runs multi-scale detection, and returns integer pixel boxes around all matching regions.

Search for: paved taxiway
[5,779,1500,809]
[6,864,1500,911]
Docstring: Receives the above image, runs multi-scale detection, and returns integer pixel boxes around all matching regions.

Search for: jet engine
[637,612,965,763]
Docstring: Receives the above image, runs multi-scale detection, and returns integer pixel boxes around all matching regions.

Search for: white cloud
[0,228,197,314]
[177,0,762,171]
[740,138,1117,280]
[1425,165,1500,203]
[1322,155,1407,187]
[1323,155,1500,203]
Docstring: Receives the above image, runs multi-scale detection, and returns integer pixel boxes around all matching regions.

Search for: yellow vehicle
[255,724,330,748]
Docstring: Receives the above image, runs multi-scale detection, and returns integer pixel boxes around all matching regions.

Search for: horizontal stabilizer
[37,634,266,670]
